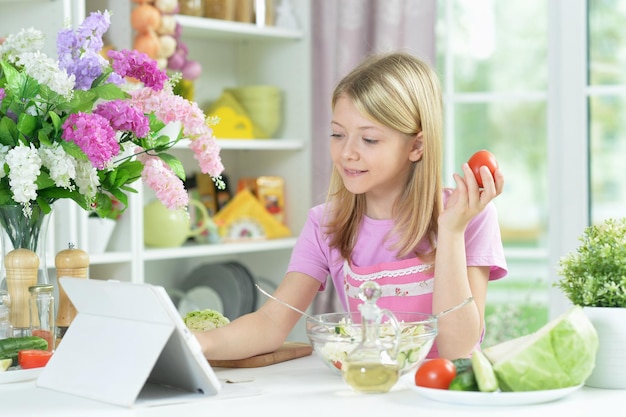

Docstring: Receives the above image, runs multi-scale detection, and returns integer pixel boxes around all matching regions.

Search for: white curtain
[310,0,437,313]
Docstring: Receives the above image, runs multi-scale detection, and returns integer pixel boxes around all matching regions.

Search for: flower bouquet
[0,10,224,221]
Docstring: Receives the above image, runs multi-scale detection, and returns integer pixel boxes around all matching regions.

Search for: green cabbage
[183,309,230,331]
[483,306,598,391]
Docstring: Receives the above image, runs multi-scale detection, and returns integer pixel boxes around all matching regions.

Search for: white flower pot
[87,218,117,254]
[583,306,626,389]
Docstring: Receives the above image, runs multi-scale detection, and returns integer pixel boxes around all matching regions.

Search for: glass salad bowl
[305,311,438,376]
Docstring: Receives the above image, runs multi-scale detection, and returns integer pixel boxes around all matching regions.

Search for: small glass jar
[179,0,204,16]
[29,284,55,351]
[0,289,13,339]
[0,306,12,339]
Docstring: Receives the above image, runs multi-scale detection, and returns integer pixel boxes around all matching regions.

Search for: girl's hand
[439,163,504,233]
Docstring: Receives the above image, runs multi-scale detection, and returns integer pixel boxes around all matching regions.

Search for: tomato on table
[414,358,457,390]
[18,349,53,369]
[467,150,498,188]
[31,329,53,351]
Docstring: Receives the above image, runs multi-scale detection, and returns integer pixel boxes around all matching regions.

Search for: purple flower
[94,100,150,138]
[61,112,120,169]
[108,49,168,91]
[0,88,5,102]
[57,11,111,90]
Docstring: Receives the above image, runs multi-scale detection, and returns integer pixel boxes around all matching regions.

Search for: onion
[131,3,161,33]
[182,60,202,80]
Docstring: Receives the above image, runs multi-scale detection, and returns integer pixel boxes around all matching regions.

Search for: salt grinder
[55,243,89,339]
[5,248,39,337]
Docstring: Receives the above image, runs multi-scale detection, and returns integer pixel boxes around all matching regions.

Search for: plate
[0,367,42,384]
[178,286,224,316]
[181,262,256,320]
[400,374,583,406]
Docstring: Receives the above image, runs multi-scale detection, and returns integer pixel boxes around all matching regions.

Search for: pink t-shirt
[287,191,508,313]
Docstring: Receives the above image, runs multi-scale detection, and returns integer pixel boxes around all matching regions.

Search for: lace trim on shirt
[345,278,434,298]
[343,260,433,281]
[343,260,434,298]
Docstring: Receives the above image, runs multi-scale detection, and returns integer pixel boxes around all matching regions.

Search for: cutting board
[208,342,313,368]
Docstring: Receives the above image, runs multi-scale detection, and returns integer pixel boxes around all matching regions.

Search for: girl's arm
[195,271,321,360]
[433,163,504,359]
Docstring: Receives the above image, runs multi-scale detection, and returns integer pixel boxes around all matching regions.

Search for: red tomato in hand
[414,358,457,390]
[467,150,498,188]
[18,349,53,369]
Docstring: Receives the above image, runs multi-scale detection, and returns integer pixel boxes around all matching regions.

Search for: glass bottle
[29,284,55,351]
[0,290,12,339]
[342,281,401,394]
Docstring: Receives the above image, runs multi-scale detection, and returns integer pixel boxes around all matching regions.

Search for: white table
[1,353,623,416]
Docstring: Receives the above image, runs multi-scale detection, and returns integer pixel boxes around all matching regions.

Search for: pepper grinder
[5,248,39,337]
[55,243,89,341]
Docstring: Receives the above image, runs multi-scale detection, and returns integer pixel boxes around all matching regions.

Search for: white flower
[39,143,76,190]
[74,160,100,200]
[0,28,45,60]
[13,51,75,100]
[5,143,41,209]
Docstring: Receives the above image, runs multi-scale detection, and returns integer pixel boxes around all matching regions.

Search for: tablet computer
[37,278,222,407]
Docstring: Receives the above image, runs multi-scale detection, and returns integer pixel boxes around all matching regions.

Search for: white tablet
[37,278,222,407]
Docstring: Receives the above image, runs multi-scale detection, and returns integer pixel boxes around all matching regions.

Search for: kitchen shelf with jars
[104,1,310,291]
[0,0,312,294]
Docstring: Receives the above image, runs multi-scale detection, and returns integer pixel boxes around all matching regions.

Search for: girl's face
[330,95,422,212]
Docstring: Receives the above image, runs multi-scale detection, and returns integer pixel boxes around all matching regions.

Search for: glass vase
[0,204,52,337]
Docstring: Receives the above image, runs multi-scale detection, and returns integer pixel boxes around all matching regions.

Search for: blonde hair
[325,51,443,262]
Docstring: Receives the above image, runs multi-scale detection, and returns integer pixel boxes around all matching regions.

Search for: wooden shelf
[142,237,297,261]
[175,15,302,40]
[174,138,305,151]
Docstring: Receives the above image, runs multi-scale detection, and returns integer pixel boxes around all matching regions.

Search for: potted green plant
[555,217,626,389]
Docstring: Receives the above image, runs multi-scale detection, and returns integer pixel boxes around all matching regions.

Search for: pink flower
[108,49,167,91]
[189,132,224,176]
[129,86,223,177]
[136,148,188,210]
[94,99,150,138]
[61,112,119,169]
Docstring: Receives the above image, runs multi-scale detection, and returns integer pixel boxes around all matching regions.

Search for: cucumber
[0,336,48,366]
[451,358,472,373]
[471,349,499,392]
[448,368,479,391]
[397,351,407,370]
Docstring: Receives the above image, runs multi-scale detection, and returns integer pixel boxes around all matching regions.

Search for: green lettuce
[183,309,230,331]
[483,306,598,391]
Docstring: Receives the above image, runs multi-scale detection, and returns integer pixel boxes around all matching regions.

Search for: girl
[195,51,507,361]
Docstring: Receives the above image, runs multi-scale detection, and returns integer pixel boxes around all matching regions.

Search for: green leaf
[90,83,128,100]
[17,112,38,138]
[58,139,88,161]
[159,153,185,180]
[48,111,63,134]
[0,116,18,147]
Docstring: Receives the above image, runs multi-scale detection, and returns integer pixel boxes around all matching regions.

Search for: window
[588,0,626,222]
[436,0,608,345]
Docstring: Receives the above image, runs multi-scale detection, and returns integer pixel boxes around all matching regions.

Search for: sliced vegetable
[183,309,230,331]
[483,306,598,391]
[471,349,498,392]
[18,349,53,369]
[0,358,12,371]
